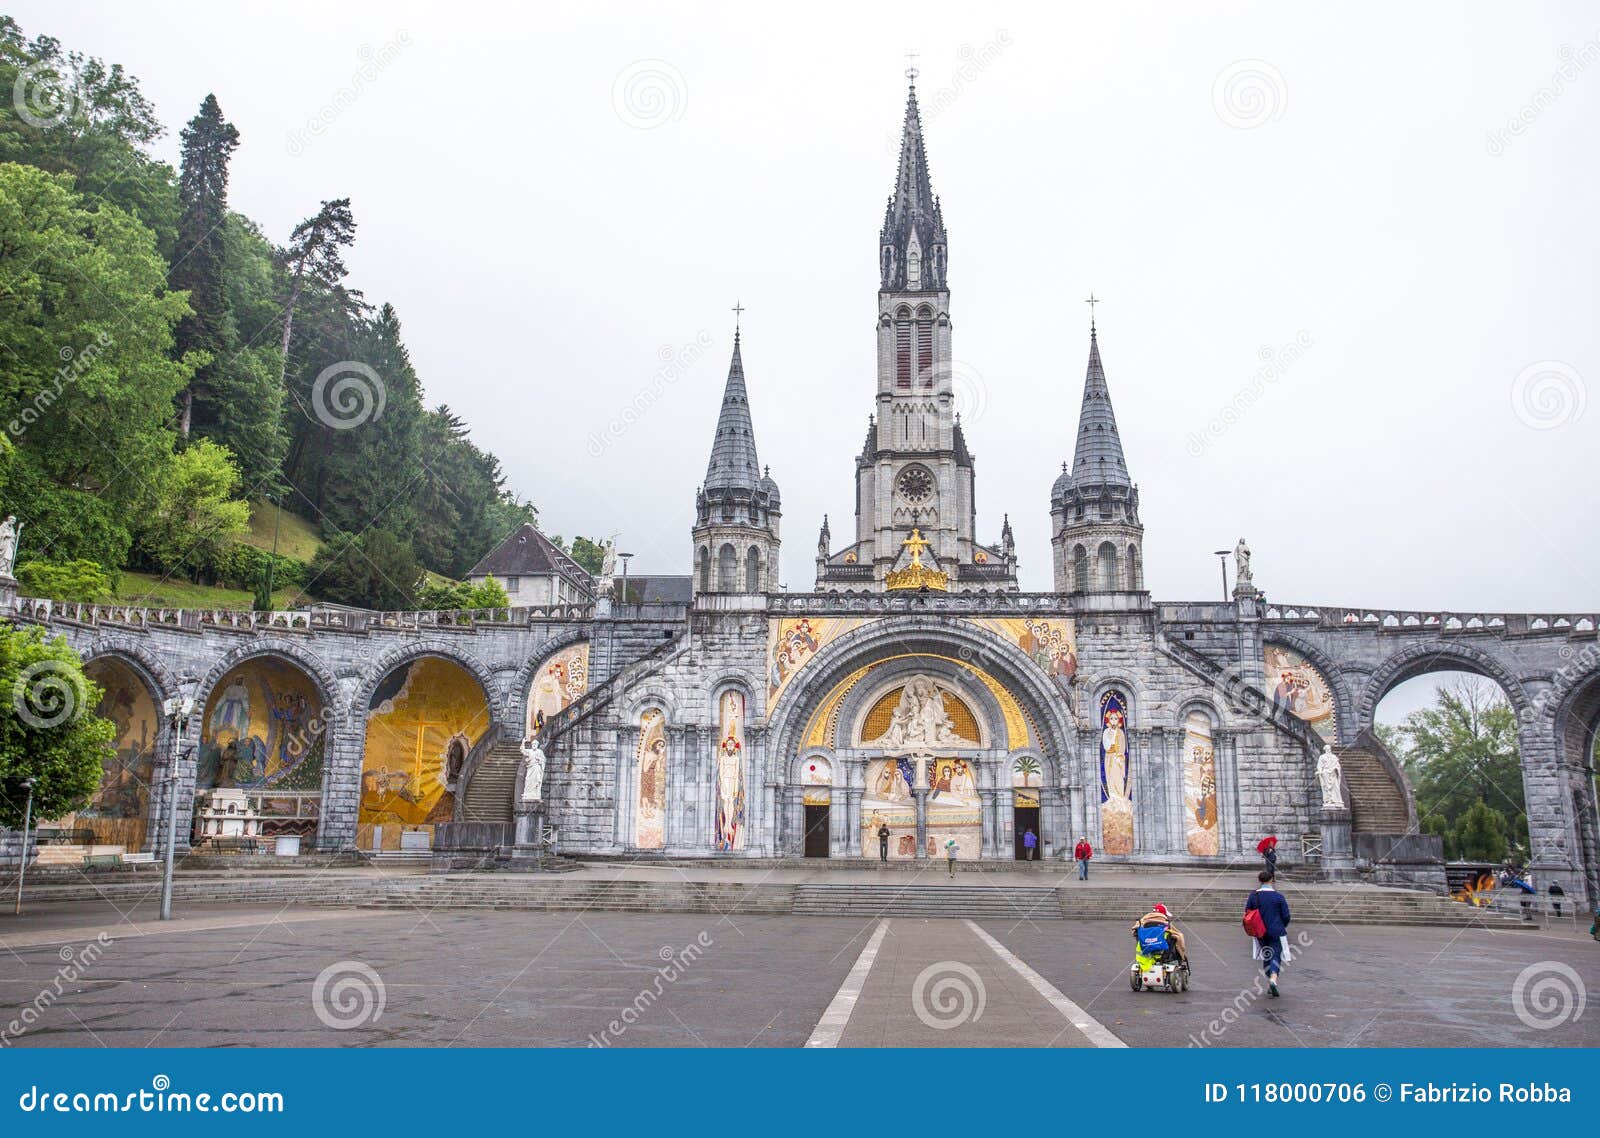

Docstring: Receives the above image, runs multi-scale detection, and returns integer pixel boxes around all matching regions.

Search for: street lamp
[159,678,198,921]
[1213,550,1231,601]
[617,552,634,606]
[12,777,36,916]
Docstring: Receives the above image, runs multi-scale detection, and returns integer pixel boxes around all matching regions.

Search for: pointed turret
[1051,321,1144,594]
[703,331,762,492]
[879,76,948,292]
[693,328,780,595]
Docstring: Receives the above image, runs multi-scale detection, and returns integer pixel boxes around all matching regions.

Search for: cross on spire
[731,299,745,332]
[904,51,920,83]
[1085,293,1100,333]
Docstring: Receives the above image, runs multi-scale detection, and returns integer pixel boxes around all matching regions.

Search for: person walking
[1257,835,1279,876]
[1022,828,1038,861]
[944,837,959,878]
[1073,837,1093,880]
[1244,870,1292,997]
[877,822,891,863]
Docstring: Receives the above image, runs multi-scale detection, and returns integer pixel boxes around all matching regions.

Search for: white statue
[869,676,976,751]
[1234,537,1253,585]
[1315,745,1344,808]
[0,515,17,577]
[519,736,547,802]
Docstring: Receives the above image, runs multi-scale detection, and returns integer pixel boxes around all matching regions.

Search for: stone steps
[456,741,524,825]
[1335,745,1412,833]
[792,884,1063,920]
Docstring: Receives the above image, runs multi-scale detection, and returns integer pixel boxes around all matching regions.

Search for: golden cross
[901,527,931,566]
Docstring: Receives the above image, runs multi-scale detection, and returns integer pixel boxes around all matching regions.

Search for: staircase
[792,883,1063,920]
[1335,731,1415,833]
[456,738,526,824]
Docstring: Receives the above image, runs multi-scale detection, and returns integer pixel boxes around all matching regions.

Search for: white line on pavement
[965,919,1127,1048]
[804,918,890,1048]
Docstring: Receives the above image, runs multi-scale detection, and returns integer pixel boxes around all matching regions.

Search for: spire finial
[905,51,920,84]
[1085,292,1100,334]
[731,299,745,334]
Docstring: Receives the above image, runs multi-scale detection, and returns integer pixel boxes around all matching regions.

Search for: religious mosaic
[714,690,746,851]
[767,617,865,705]
[861,755,981,860]
[635,708,667,849]
[967,616,1078,688]
[1099,690,1133,855]
[527,642,589,734]
[67,658,159,849]
[198,658,325,792]
[358,657,490,847]
[1264,644,1338,739]
[1183,710,1219,856]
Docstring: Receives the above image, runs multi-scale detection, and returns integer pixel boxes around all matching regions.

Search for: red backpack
[1243,894,1268,938]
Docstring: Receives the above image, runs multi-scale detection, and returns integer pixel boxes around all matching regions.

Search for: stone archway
[69,653,165,852]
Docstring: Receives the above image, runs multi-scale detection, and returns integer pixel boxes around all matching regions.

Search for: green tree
[0,624,115,829]
[306,529,419,611]
[134,439,250,580]
[277,197,355,393]
[15,558,114,602]
[0,17,178,253]
[1452,799,1510,863]
[415,575,509,612]
[0,163,196,568]
[1392,676,1526,850]
[172,94,240,439]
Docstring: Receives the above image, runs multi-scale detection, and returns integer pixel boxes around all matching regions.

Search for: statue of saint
[869,675,976,751]
[1234,537,1253,585]
[519,736,547,802]
[1315,744,1344,808]
[0,515,18,577]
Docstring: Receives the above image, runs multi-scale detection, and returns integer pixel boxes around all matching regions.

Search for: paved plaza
[2,877,1595,1048]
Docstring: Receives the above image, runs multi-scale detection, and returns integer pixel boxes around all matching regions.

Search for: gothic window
[718,543,737,592]
[896,465,934,504]
[907,246,922,289]
[916,319,933,386]
[1128,544,1142,590]
[1072,545,1088,592]
[745,546,761,592]
[1098,541,1120,590]
[896,320,912,388]
[697,546,710,593]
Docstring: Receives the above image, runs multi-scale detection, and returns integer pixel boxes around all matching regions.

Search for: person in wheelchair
[1131,903,1187,963]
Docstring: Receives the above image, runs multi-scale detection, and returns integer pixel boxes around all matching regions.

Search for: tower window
[916,320,933,386]
[896,321,912,388]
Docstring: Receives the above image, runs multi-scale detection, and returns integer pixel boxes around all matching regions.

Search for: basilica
[15,77,1595,898]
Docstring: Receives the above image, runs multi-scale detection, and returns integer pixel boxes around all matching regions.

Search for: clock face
[896,466,934,503]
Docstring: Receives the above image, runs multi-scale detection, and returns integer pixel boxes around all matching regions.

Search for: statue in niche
[1315,745,1344,809]
[869,676,975,751]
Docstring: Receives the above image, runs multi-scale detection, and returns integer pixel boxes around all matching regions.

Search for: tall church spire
[879,75,947,291]
[703,330,761,491]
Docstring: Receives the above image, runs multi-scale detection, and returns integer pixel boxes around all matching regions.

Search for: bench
[82,853,123,869]
[205,837,263,855]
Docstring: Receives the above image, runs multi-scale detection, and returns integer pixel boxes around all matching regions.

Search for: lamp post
[617,552,634,606]
[12,777,36,916]
[159,679,198,921]
[1213,550,1231,601]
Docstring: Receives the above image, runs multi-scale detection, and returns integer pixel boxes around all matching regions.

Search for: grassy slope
[240,499,324,562]
[114,572,309,611]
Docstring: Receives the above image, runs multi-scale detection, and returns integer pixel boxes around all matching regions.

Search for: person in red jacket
[1074,837,1093,880]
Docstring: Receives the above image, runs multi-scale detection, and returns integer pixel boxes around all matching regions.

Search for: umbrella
[1256,836,1279,854]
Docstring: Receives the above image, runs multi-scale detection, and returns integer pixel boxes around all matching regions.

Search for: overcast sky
[16,2,1597,713]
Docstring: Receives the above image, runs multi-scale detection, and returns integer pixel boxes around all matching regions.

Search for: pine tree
[171,94,239,439]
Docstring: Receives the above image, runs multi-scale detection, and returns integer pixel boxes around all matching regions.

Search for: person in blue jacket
[1245,870,1292,997]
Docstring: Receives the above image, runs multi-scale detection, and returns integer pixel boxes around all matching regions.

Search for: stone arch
[1262,632,1361,744]
[837,656,1005,754]
[795,747,838,786]
[1538,656,1600,901]
[1072,544,1088,591]
[717,543,737,592]
[1127,544,1142,590]
[82,639,178,707]
[1097,541,1119,590]
[745,545,762,593]
[353,640,503,729]
[194,639,342,731]
[505,628,592,732]
[766,617,1078,787]
[77,645,171,852]
[697,545,710,593]
[1356,640,1532,736]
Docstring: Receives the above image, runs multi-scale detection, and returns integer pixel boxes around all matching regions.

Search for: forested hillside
[0,17,536,609]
